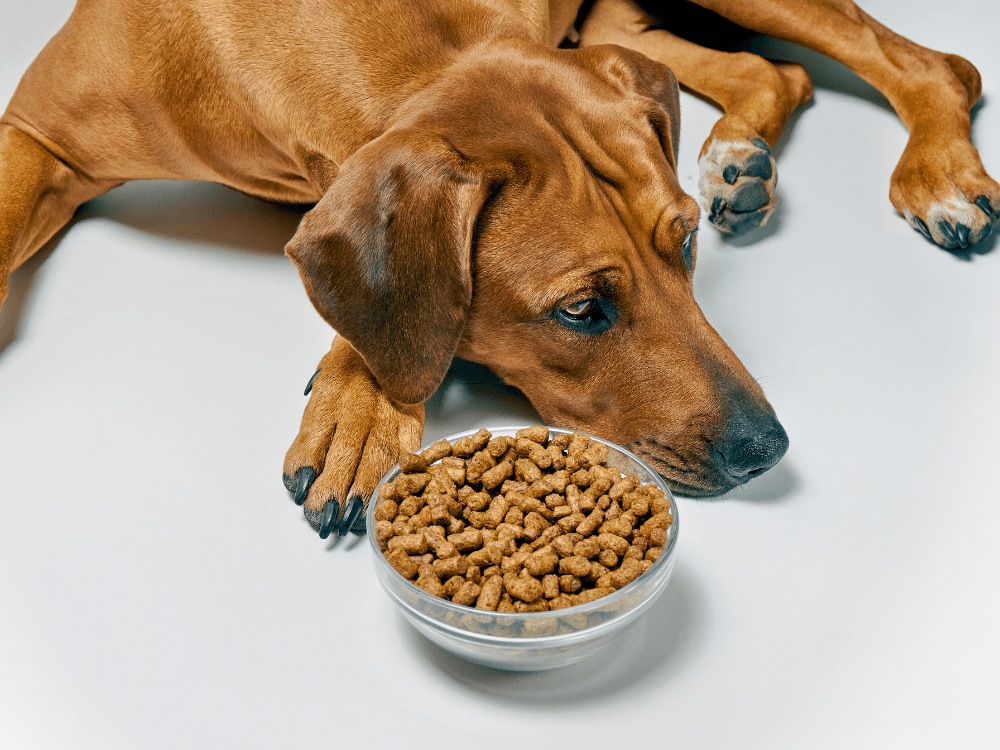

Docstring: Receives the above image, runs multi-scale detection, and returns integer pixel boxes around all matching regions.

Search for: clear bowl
[367,426,679,671]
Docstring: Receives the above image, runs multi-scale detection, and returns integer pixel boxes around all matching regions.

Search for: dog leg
[686,0,999,250]
[0,124,112,310]
[283,336,424,538]
[578,0,813,234]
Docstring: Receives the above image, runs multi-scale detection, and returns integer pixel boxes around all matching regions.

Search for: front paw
[698,133,778,234]
[891,136,999,251]
[283,337,424,538]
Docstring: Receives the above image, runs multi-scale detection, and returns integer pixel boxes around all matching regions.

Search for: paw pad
[699,138,777,234]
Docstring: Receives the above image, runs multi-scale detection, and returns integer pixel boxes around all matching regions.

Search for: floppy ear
[579,45,682,170]
[286,129,503,405]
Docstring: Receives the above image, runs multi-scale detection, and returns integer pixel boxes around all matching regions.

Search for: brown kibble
[610,557,644,589]
[420,439,452,463]
[375,520,395,550]
[649,528,667,548]
[597,533,630,555]
[516,425,549,444]
[443,575,467,598]
[559,575,582,593]
[575,587,614,604]
[608,475,639,500]
[448,528,483,552]
[486,435,514,458]
[385,548,419,579]
[525,546,559,576]
[387,533,428,555]
[399,453,429,474]
[551,533,582,558]
[465,451,496,484]
[384,427,669,613]
[481,460,513,490]
[373,499,398,522]
[542,574,561,599]
[514,458,542,484]
[468,541,505,567]
[573,537,601,559]
[433,553,470,579]
[451,436,477,458]
[504,572,543,603]
[576,507,604,537]
[558,555,592,577]
[397,495,423,518]
[600,516,633,538]
[452,580,482,606]
[475,576,503,610]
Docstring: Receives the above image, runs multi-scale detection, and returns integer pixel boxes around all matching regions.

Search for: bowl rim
[367,425,679,635]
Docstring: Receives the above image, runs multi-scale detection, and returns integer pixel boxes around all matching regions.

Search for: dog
[1,0,995,538]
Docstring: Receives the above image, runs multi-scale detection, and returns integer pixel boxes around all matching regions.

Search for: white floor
[2,2,998,748]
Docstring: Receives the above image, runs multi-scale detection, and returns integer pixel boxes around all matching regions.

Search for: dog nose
[712,419,789,481]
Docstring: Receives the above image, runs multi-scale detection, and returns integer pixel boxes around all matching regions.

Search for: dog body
[1,0,995,535]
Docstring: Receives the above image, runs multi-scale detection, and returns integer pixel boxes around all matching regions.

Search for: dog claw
[318,498,341,539]
[304,368,321,396]
[751,137,771,155]
[955,223,971,248]
[338,497,363,537]
[975,196,995,218]
[293,466,316,506]
[913,216,933,240]
[937,220,959,247]
[722,164,739,184]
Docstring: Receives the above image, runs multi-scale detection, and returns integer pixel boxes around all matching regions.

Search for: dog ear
[580,45,682,170]
[286,130,503,405]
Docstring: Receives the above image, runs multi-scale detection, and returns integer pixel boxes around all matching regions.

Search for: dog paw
[283,337,424,538]
[698,136,777,234]
[891,137,999,251]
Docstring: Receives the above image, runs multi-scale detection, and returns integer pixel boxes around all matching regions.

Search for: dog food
[373,427,673,613]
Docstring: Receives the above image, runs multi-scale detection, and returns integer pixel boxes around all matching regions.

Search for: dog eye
[681,231,696,272]
[562,300,595,319]
[555,298,614,333]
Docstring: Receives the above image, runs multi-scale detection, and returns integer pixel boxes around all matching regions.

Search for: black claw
[318,498,341,539]
[338,497,363,537]
[955,223,971,248]
[742,151,773,181]
[751,137,771,155]
[282,473,295,492]
[975,196,995,217]
[937,220,959,247]
[913,216,933,240]
[710,196,727,223]
[304,368,321,396]
[722,164,740,184]
[729,181,770,212]
[350,512,367,536]
[293,466,316,506]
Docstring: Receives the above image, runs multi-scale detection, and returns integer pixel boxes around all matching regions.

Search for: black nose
[712,420,789,481]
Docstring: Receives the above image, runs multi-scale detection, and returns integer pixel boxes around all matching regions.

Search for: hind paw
[698,137,777,234]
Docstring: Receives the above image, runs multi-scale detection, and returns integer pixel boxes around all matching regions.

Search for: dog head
[286,42,787,496]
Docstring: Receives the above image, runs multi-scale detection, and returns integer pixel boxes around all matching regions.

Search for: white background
[1,1,998,748]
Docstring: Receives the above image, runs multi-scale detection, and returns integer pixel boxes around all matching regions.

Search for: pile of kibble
[372,426,673,613]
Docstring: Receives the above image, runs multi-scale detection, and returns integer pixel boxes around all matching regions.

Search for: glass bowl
[366,426,679,671]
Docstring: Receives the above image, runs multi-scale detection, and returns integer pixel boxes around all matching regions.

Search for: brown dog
[1,0,995,537]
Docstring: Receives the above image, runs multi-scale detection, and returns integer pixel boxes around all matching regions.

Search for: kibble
[375,427,672,612]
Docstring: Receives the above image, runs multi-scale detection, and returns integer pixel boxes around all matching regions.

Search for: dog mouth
[624,440,741,498]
